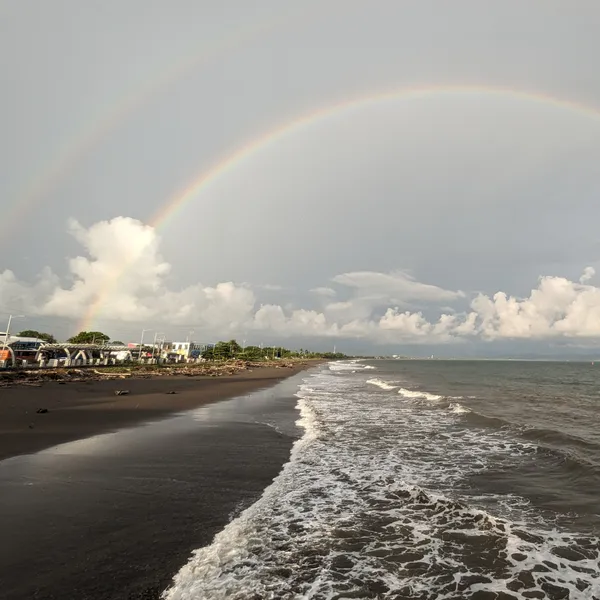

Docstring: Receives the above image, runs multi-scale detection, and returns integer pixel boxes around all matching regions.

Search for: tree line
[13,331,347,360]
[16,330,121,345]
[202,339,347,361]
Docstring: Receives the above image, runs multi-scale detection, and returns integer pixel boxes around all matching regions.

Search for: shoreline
[0,364,319,600]
[0,360,320,462]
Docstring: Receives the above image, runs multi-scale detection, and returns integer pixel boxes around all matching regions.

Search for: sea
[163,360,600,600]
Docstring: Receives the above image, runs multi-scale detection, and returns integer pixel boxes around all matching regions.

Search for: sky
[2,0,600,355]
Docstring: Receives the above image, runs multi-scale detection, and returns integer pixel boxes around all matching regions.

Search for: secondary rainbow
[0,7,312,243]
[78,84,600,331]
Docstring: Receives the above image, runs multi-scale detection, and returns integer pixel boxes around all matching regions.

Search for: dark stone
[36,408,49,414]
[166,391,177,394]
[114,390,130,396]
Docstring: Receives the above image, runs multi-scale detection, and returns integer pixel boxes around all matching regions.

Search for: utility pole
[151,332,163,360]
[186,329,194,359]
[139,329,152,362]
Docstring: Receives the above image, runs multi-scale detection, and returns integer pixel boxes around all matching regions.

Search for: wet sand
[0,363,311,461]
[0,365,314,599]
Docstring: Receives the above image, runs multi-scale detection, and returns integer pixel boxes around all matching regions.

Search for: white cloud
[310,286,336,297]
[3,218,600,345]
[580,266,595,284]
[248,283,286,292]
[332,270,464,304]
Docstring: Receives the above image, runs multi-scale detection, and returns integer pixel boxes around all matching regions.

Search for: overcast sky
[2,0,600,354]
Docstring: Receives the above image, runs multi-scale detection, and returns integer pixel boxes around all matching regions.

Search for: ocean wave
[329,360,369,372]
[449,402,472,414]
[163,367,600,600]
[521,426,600,454]
[397,387,442,401]
[366,378,398,391]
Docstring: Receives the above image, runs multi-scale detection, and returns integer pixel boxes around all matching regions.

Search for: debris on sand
[0,359,307,389]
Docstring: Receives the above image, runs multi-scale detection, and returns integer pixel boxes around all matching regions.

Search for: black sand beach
[0,365,313,599]
[0,363,312,461]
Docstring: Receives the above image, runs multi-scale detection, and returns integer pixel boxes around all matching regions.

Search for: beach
[0,362,312,461]
[0,362,316,599]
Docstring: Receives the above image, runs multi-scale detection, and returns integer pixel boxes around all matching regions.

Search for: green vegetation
[17,330,56,343]
[201,339,347,361]
[67,331,110,344]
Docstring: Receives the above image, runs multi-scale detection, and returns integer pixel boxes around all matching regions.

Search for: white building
[171,342,206,360]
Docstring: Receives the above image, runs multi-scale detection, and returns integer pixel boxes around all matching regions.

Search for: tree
[228,339,242,356]
[67,331,110,344]
[238,345,263,360]
[112,340,124,345]
[17,330,56,343]
[201,338,349,362]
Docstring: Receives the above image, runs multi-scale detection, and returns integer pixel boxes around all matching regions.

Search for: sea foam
[163,361,600,600]
[397,387,442,401]
[366,378,397,390]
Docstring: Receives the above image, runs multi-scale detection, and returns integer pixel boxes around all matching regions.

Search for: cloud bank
[1,217,599,344]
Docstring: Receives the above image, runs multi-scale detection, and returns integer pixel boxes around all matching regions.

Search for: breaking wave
[366,378,398,390]
[163,362,600,600]
[449,402,472,414]
[397,387,442,401]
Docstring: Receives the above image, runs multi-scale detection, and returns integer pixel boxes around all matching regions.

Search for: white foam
[163,366,600,600]
[328,360,365,372]
[397,387,442,401]
[449,402,471,414]
[364,365,376,370]
[366,378,397,391]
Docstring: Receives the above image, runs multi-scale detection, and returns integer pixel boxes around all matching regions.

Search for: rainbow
[0,5,316,243]
[78,84,600,331]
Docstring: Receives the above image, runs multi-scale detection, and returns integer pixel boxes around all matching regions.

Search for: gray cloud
[1,1,600,351]
[2,218,600,349]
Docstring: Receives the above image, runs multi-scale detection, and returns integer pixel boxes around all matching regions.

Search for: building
[171,342,208,360]
[0,333,46,366]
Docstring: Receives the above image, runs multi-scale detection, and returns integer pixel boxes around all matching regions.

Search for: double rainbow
[70,84,600,330]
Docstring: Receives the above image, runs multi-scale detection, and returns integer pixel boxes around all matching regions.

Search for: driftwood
[0,359,305,389]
